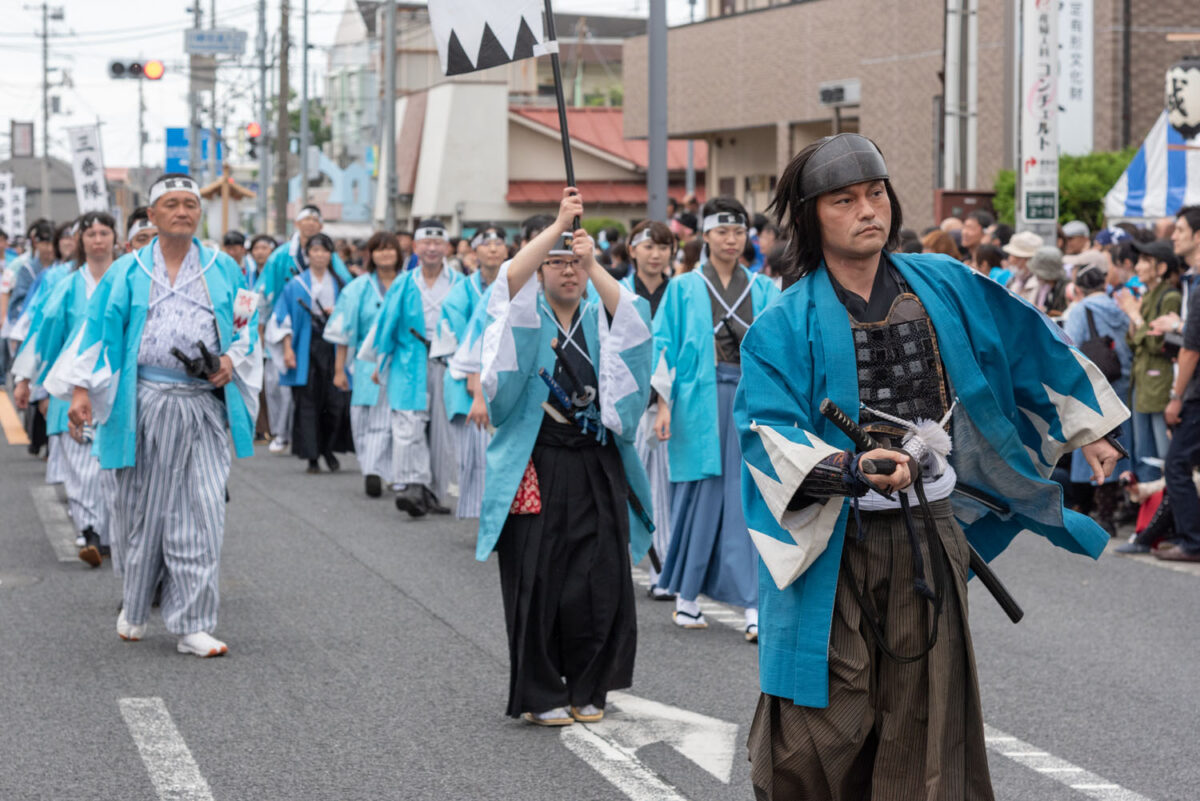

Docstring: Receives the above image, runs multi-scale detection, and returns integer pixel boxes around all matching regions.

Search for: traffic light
[109,60,165,80]
[247,122,262,159]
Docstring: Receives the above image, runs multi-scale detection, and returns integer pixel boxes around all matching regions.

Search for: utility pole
[274,0,290,235]
[257,0,269,230]
[188,1,202,179]
[27,3,64,219]
[382,0,397,229]
[137,76,146,173]
[208,1,218,187]
[646,0,667,221]
[299,0,309,205]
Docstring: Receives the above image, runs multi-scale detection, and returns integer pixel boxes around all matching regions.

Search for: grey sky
[0,0,703,170]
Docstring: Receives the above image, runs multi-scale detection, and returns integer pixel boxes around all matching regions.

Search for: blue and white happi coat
[254,233,352,314]
[360,266,462,412]
[42,238,263,469]
[266,268,343,388]
[476,263,656,563]
[651,265,780,482]
[323,272,387,406]
[438,269,491,420]
[734,252,1130,708]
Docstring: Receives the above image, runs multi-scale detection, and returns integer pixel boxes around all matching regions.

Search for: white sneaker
[177,631,228,657]
[74,535,86,547]
[117,609,145,642]
[268,436,288,454]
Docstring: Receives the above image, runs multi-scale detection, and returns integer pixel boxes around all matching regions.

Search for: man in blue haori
[362,219,462,517]
[57,173,263,658]
[734,134,1127,800]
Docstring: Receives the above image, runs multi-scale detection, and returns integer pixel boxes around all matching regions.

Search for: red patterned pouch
[509,459,542,514]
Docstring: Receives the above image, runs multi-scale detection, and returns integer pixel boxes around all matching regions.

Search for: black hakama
[496,416,637,717]
[290,325,353,461]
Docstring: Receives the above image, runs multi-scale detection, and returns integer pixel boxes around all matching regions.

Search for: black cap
[1131,239,1181,273]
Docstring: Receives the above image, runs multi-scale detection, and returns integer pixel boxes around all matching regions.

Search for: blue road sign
[165,127,224,175]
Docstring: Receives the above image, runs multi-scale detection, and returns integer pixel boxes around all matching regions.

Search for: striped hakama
[747,499,992,801]
[391,359,457,501]
[264,357,292,440]
[45,433,66,484]
[451,418,490,518]
[658,363,757,608]
[350,389,393,481]
[112,380,230,636]
[634,403,672,581]
[58,431,116,545]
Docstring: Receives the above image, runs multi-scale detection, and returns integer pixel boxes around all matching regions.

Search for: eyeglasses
[543,258,580,271]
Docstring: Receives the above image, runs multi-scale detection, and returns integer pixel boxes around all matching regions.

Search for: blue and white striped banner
[1105,111,1200,221]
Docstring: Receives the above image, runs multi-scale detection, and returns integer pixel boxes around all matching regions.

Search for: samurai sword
[819,399,1024,624]
[538,366,658,539]
[550,337,596,408]
[409,327,447,365]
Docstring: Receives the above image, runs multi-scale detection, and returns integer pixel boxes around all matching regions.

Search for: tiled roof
[510,106,707,172]
[507,180,705,206]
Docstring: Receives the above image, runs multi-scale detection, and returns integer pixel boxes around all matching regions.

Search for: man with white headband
[255,204,351,454]
[362,217,462,517]
[651,197,779,640]
[54,172,264,658]
[437,223,508,518]
[125,206,157,252]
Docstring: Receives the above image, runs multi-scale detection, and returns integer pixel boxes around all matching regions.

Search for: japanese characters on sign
[67,125,109,214]
[1166,57,1200,141]
[0,173,12,232]
[1057,0,1092,156]
[1020,0,1059,231]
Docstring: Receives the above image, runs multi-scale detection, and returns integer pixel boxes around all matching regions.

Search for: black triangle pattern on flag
[475,23,510,71]
[445,31,475,76]
[511,16,537,62]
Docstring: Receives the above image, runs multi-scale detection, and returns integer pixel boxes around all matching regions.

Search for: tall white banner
[1019,0,1059,236]
[67,125,108,213]
[11,187,26,235]
[1058,0,1093,156]
[0,173,12,233]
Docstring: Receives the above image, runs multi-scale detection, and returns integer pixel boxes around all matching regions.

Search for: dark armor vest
[851,290,951,443]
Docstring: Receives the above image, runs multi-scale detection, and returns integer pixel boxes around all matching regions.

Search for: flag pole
[541,0,580,228]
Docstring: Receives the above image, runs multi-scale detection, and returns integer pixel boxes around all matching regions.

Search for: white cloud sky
[0,0,702,170]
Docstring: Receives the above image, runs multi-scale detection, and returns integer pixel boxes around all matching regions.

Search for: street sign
[165,127,223,175]
[184,28,248,56]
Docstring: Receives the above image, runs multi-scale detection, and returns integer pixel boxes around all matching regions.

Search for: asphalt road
[0,419,1196,801]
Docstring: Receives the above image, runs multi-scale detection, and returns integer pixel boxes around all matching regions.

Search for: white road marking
[985,724,1153,801]
[30,485,78,562]
[561,691,739,801]
[630,567,745,629]
[119,697,214,801]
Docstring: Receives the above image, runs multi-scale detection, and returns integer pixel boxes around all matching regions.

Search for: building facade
[624,0,1198,227]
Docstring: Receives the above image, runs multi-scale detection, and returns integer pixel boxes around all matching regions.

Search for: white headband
[295,207,321,222]
[629,229,653,248]
[414,226,447,241]
[471,230,505,249]
[149,176,201,205]
[703,212,747,233]
[127,219,156,238]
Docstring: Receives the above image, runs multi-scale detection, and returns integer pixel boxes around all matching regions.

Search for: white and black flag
[427,0,549,77]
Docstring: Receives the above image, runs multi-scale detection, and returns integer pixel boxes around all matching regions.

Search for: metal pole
[274,0,290,235]
[685,141,695,197]
[138,76,145,174]
[647,0,668,221]
[382,0,397,229]
[299,0,309,205]
[207,2,218,187]
[257,0,268,230]
[188,1,202,179]
[40,2,51,218]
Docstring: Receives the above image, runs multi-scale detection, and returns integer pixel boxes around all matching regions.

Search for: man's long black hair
[767,136,904,285]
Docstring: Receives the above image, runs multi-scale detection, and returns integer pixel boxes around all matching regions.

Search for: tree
[991,147,1137,231]
[267,88,332,150]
